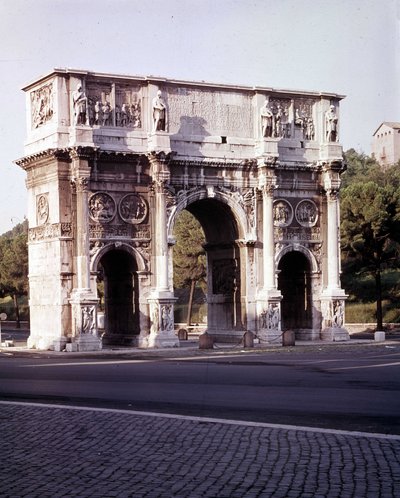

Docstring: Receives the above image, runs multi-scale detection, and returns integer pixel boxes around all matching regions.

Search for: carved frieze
[274,226,321,241]
[28,222,72,242]
[31,82,54,129]
[89,223,150,239]
[88,193,116,223]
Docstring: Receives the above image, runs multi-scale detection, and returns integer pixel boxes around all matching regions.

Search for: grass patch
[0,295,29,321]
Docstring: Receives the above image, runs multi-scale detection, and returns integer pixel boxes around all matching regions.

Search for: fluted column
[147,152,178,348]
[71,158,91,290]
[256,160,282,344]
[326,188,341,290]
[262,183,276,290]
[320,163,348,341]
[149,153,170,292]
[69,147,101,351]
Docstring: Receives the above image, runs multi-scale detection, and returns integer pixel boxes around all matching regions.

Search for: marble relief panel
[31,82,54,129]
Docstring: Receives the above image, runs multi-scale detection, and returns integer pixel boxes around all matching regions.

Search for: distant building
[371,122,400,166]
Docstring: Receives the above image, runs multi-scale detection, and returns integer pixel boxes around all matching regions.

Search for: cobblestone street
[0,401,399,497]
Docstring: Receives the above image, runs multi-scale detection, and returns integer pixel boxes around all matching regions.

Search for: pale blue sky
[0,0,398,233]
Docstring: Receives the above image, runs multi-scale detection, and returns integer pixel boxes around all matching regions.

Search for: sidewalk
[1,334,399,360]
[0,400,399,498]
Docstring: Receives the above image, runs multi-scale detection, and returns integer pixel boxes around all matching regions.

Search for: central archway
[97,249,139,346]
[180,198,245,341]
[278,251,312,334]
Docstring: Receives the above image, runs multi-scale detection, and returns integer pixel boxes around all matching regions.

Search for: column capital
[70,175,90,193]
[69,146,97,162]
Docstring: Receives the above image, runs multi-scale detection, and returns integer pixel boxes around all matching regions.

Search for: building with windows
[371,122,400,166]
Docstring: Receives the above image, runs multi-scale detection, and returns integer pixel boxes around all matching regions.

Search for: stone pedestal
[147,132,171,154]
[255,139,279,158]
[69,126,94,147]
[375,331,386,342]
[147,294,178,348]
[320,290,349,341]
[257,291,283,345]
[69,289,102,351]
[320,143,343,161]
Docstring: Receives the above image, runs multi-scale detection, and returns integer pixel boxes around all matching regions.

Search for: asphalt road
[1,343,400,435]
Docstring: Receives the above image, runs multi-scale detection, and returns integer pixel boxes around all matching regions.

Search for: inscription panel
[167,88,253,137]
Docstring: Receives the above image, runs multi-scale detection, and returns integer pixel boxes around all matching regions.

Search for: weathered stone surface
[17,69,349,350]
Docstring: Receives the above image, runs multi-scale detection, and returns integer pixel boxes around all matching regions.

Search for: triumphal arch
[17,68,348,351]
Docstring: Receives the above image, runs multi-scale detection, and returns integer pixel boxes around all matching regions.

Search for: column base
[320,327,349,342]
[76,334,102,351]
[148,331,178,348]
[257,328,283,345]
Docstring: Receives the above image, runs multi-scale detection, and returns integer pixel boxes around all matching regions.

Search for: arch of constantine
[16,68,348,351]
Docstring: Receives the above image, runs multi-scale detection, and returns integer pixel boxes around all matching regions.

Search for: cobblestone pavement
[0,402,399,497]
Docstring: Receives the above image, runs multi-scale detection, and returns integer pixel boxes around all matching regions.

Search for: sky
[0,0,398,234]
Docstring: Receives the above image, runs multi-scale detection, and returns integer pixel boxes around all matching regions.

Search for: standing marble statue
[72,84,88,126]
[260,99,274,138]
[152,90,166,132]
[325,105,338,142]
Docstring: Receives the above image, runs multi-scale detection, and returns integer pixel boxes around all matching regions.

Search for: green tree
[0,220,29,327]
[173,210,206,326]
[341,148,380,188]
[341,154,400,330]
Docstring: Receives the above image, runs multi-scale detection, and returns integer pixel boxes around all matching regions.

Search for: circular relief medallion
[273,199,293,227]
[88,193,116,223]
[36,194,49,225]
[295,199,318,227]
[119,193,148,224]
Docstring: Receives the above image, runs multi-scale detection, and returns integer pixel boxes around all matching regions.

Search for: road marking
[20,359,150,367]
[330,361,400,371]
[0,400,399,441]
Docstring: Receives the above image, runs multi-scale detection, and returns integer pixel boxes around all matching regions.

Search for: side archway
[277,249,314,333]
[93,244,143,346]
